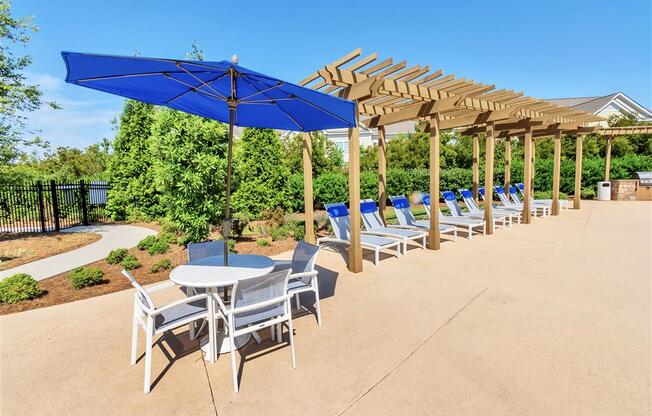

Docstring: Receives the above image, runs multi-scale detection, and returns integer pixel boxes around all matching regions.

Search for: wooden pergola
[298,49,645,272]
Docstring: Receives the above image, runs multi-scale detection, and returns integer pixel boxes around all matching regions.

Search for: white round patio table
[169,254,274,359]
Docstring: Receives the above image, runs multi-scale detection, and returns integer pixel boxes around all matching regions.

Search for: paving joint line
[200,350,219,416]
[337,286,490,416]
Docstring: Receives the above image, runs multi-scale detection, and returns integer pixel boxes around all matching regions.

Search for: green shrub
[533,190,569,200]
[159,218,181,235]
[0,273,42,303]
[227,239,235,252]
[137,235,157,250]
[157,231,178,244]
[286,173,304,212]
[121,255,141,270]
[149,259,172,273]
[177,234,192,246]
[314,171,348,206]
[291,220,305,241]
[147,239,169,255]
[106,248,128,265]
[580,187,596,200]
[69,267,104,289]
[256,239,270,247]
[270,225,290,241]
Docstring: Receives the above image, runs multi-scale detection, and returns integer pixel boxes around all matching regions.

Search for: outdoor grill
[636,172,652,187]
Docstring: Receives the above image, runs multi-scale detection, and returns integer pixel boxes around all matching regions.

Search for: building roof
[547,92,652,120]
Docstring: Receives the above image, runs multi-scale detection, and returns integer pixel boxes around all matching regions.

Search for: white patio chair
[317,202,401,265]
[458,188,521,224]
[360,199,426,253]
[214,269,294,393]
[516,183,567,211]
[478,187,524,215]
[273,241,322,326]
[441,190,509,229]
[388,195,457,240]
[492,186,543,216]
[420,193,486,239]
[505,185,549,216]
[122,270,214,394]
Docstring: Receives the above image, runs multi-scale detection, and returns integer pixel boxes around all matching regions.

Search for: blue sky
[14,0,652,150]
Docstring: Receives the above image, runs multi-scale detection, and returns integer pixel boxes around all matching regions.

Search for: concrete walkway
[1,201,650,416]
[0,224,156,280]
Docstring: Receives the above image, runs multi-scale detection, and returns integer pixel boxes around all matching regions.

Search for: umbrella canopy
[63,51,357,266]
[62,52,356,131]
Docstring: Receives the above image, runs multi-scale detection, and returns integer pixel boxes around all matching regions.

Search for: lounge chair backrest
[459,189,481,213]
[516,183,525,195]
[508,185,522,204]
[360,199,385,230]
[389,195,417,227]
[478,187,486,200]
[291,241,320,284]
[494,186,512,205]
[441,191,464,216]
[325,203,351,240]
[231,269,290,329]
[421,193,444,220]
[122,270,155,314]
[188,240,226,262]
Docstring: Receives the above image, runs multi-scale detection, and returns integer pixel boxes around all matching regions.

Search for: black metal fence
[0,180,110,233]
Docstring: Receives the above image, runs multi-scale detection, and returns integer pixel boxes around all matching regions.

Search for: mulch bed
[0,232,102,271]
[0,230,302,316]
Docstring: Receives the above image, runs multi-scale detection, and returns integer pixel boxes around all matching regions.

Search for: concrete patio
[1,201,650,416]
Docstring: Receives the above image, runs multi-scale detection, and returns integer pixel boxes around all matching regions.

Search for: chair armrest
[152,293,210,316]
[228,294,293,316]
[290,271,317,280]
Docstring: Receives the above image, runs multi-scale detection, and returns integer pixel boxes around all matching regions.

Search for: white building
[548,92,652,127]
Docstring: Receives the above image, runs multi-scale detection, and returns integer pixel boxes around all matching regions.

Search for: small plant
[270,225,290,241]
[106,248,128,265]
[0,273,42,304]
[157,231,177,245]
[290,221,305,241]
[69,267,104,289]
[159,218,181,235]
[149,258,172,273]
[256,239,270,247]
[137,235,157,250]
[121,255,141,270]
[261,207,286,229]
[227,239,236,252]
[147,240,169,255]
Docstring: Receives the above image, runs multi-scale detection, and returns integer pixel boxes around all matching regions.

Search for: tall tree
[0,1,58,166]
[106,100,160,220]
[232,128,289,219]
[282,131,344,175]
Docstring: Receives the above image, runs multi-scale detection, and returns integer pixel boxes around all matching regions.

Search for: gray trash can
[597,181,611,201]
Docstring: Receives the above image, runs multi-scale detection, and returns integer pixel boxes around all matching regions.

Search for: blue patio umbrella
[62,52,356,264]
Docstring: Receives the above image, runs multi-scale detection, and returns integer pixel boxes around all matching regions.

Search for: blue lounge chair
[458,188,521,224]
[420,193,485,239]
[317,202,401,265]
[492,186,542,216]
[507,185,549,216]
[516,183,567,211]
[388,195,457,240]
[440,190,509,229]
[360,199,426,253]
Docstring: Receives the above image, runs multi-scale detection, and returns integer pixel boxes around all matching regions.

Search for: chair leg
[296,293,301,310]
[468,225,473,239]
[313,278,322,326]
[144,319,154,394]
[207,303,216,363]
[277,323,282,344]
[287,319,296,369]
[271,325,276,342]
[229,332,239,393]
[130,309,139,365]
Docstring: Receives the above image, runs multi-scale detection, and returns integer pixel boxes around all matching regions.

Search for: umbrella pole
[224,106,235,267]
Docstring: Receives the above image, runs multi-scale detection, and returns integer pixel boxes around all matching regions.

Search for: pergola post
[522,127,533,224]
[472,133,480,202]
[348,104,362,272]
[604,135,613,181]
[428,115,441,249]
[302,132,315,243]
[504,137,511,191]
[551,131,562,216]
[484,122,495,235]
[574,134,583,209]
[378,125,387,223]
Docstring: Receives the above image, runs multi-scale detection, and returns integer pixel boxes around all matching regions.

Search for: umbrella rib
[177,63,228,100]
[293,96,356,128]
[164,74,227,102]
[240,98,295,104]
[164,72,230,104]
[239,73,303,130]
[237,82,285,102]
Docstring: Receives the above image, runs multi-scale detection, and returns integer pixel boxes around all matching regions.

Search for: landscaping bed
[0,232,101,271]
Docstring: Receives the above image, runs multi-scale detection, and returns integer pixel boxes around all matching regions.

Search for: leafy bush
[0,273,42,303]
[121,255,141,270]
[271,225,290,241]
[107,248,128,265]
[314,172,348,206]
[69,267,104,289]
[147,240,169,255]
[157,231,178,245]
[177,234,192,246]
[256,239,270,247]
[580,187,596,200]
[137,235,157,250]
[149,259,172,273]
[286,173,304,212]
[533,190,569,200]
[260,207,286,229]
[291,220,305,241]
[159,218,181,235]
